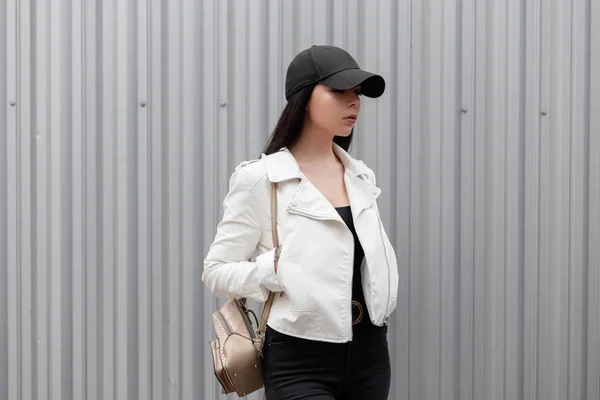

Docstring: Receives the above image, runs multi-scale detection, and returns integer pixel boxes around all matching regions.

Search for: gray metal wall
[1,0,599,399]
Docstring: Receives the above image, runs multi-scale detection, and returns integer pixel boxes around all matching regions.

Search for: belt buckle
[351,301,363,325]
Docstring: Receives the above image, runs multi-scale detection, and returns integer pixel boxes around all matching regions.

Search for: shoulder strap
[257,182,279,335]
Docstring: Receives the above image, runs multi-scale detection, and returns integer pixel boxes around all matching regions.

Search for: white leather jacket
[202,144,399,343]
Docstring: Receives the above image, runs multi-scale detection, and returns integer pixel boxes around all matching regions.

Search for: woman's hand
[274,247,281,274]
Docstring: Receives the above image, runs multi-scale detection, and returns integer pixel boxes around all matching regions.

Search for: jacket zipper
[290,206,355,339]
[376,208,392,325]
[287,206,346,223]
[347,232,354,339]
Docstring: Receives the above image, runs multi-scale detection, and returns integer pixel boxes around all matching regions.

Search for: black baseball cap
[285,45,385,101]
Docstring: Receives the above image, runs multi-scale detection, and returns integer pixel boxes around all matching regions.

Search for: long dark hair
[263,84,353,155]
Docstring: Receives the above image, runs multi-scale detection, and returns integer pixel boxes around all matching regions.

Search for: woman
[203,45,399,400]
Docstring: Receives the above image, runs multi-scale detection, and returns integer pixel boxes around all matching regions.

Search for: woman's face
[305,83,361,137]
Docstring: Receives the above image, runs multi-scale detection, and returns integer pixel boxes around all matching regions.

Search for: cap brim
[320,68,385,98]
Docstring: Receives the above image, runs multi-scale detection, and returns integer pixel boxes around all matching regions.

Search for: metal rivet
[220,101,227,107]
[461,107,468,113]
[234,373,238,376]
[541,109,548,116]
[9,101,16,107]
[139,101,146,107]
[254,364,258,368]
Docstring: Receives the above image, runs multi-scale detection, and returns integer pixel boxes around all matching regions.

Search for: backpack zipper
[216,311,232,335]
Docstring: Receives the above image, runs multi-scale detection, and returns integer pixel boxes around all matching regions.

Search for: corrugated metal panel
[1,2,8,400]
[1,1,599,399]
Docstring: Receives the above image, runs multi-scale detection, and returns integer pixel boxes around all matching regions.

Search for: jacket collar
[262,143,373,183]
[262,143,380,219]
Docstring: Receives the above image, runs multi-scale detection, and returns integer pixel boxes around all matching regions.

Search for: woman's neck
[289,123,337,164]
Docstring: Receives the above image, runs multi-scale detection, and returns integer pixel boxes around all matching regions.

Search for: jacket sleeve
[202,167,282,302]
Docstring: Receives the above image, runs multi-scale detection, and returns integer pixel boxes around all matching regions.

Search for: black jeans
[262,323,391,399]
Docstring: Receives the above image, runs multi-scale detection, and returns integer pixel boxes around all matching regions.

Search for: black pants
[262,323,391,399]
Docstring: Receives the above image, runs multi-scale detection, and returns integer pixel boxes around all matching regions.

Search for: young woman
[203,45,399,400]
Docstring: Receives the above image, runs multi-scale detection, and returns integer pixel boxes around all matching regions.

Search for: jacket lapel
[345,173,381,218]
[287,179,342,221]
[262,145,381,221]
[262,149,303,183]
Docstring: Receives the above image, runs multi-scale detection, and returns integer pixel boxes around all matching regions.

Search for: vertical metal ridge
[166,1,183,398]
[426,0,443,397]
[84,0,101,397]
[523,0,542,398]
[332,0,345,47]
[0,2,9,396]
[16,0,34,398]
[180,0,201,398]
[487,0,509,398]
[440,0,460,393]
[408,0,423,397]
[59,0,75,395]
[149,0,165,397]
[472,0,488,397]
[567,0,591,398]
[137,0,151,398]
[114,0,137,398]
[267,0,282,132]
[6,0,20,398]
[48,0,67,397]
[34,0,50,396]
[587,2,600,399]
[459,0,476,397]
[505,0,526,398]
[100,0,116,397]
[247,0,268,156]
[201,1,222,398]
[537,0,559,397]
[72,0,86,398]
[392,0,411,397]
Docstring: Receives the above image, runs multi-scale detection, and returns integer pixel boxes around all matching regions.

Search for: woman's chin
[336,129,353,137]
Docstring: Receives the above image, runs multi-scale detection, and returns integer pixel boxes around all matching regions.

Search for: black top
[335,205,371,326]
